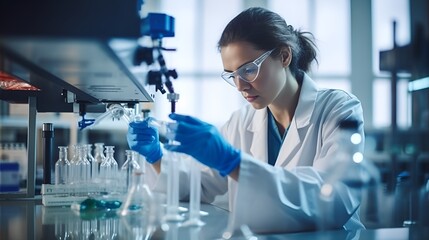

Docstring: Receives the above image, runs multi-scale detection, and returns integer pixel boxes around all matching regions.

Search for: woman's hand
[127,117,163,164]
[164,113,241,176]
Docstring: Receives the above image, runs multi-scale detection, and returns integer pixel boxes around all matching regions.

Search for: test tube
[182,159,205,226]
[164,150,184,222]
[148,119,187,221]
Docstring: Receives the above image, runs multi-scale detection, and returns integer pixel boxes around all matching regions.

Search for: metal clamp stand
[134,13,179,114]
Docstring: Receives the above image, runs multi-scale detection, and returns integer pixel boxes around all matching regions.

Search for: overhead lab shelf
[0,0,153,112]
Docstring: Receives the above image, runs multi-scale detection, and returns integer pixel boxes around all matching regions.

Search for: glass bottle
[85,144,96,181]
[76,145,91,183]
[83,145,92,181]
[106,146,118,173]
[68,144,78,184]
[93,143,106,181]
[55,146,70,185]
[100,146,118,190]
[121,150,141,191]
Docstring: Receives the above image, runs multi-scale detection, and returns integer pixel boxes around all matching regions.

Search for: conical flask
[119,171,152,216]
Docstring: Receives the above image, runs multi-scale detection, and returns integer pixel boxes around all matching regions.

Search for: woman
[128,7,364,233]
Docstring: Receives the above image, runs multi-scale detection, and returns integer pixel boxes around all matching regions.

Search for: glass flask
[119,171,152,216]
[318,119,380,229]
[93,143,105,181]
[121,150,141,191]
[132,103,143,123]
[55,146,70,185]
[119,187,156,240]
[132,151,145,174]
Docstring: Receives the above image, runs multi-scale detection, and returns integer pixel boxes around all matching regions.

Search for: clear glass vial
[93,143,106,180]
[55,146,70,185]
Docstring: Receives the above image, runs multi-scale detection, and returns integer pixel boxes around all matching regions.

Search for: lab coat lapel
[276,73,318,168]
[275,122,300,168]
[248,108,269,163]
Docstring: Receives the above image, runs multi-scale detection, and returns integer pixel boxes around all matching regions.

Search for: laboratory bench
[1,197,429,240]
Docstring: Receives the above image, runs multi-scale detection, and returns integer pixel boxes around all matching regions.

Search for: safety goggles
[221,49,274,87]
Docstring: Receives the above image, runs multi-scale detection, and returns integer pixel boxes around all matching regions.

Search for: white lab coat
[148,73,365,233]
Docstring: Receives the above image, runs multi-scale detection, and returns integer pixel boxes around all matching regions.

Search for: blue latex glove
[127,117,162,163]
[164,113,241,176]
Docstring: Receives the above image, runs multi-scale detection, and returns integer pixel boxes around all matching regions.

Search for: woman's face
[221,42,287,109]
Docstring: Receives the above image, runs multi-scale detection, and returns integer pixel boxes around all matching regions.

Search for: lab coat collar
[247,73,318,131]
[276,73,319,167]
[294,73,319,129]
[246,73,319,165]
[247,108,267,132]
[247,108,269,162]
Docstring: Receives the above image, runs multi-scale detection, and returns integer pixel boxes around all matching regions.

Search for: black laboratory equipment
[42,123,54,185]
[378,0,429,227]
[134,13,180,113]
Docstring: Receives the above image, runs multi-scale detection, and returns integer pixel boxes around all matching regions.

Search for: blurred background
[0,0,428,228]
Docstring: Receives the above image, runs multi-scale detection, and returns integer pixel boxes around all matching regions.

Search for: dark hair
[218,7,318,77]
